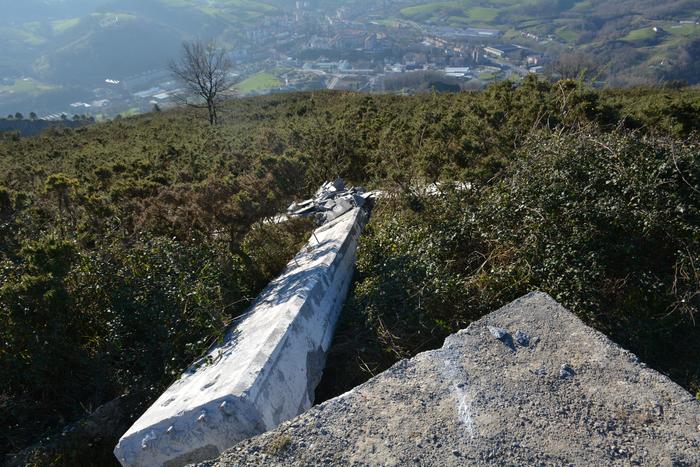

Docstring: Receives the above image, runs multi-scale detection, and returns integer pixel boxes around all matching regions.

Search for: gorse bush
[0,222,313,460]
[319,128,700,400]
[1,79,699,462]
[0,106,317,460]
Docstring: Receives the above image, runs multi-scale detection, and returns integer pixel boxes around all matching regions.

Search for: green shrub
[321,128,700,399]
[1,82,700,460]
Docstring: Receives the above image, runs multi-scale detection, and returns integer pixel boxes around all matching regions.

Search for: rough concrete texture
[201,292,700,466]
[114,207,368,467]
[287,179,375,225]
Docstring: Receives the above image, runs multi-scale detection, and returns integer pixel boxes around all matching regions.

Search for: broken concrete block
[114,208,368,467]
[287,179,377,225]
[320,199,336,211]
[202,292,700,466]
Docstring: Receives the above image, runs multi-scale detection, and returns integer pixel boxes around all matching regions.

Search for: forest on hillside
[1,79,699,464]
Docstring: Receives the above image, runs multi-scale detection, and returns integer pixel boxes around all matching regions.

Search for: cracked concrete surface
[200,292,700,466]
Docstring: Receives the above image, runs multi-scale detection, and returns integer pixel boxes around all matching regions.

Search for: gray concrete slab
[201,292,700,466]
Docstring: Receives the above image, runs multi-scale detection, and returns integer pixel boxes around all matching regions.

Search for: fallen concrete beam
[114,207,368,467]
[202,292,700,466]
[287,178,376,225]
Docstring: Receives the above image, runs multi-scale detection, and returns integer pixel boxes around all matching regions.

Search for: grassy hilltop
[1,80,699,464]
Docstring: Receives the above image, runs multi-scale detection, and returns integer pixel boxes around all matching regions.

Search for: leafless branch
[169,40,235,125]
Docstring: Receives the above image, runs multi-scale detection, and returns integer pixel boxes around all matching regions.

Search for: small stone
[560,363,576,378]
[514,330,530,347]
[488,326,508,340]
[452,450,461,457]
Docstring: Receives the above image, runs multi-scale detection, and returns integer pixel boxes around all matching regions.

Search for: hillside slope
[1,83,699,464]
[394,0,700,83]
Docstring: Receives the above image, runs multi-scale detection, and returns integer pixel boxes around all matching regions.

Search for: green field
[0,26,45,46]
[51,18,81,34]
[401,2,500,24]
[161,0,279,17]
[400,0,528,23]
[667,23,700,37]
[623,27,657,42]
[478,71,499,80]
[556,26,580,43]
[400,2,455,18]
[235,72,282,93]
[468,6,499,21]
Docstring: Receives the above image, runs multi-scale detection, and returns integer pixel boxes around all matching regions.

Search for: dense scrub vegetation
[0,108,319,464]
[319,129,700,402]
[1,79,699,464]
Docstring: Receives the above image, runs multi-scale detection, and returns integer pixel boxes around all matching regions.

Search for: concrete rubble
[114,183,372,467]
[287,178,376,225]
[200,292,700,467]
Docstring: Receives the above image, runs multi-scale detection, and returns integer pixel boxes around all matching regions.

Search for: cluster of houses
[2,1,557,118]
[247,2,552,93]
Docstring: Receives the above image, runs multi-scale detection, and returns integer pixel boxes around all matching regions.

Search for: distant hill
[0,0,97,23]
[0,0,285,83]
[393,0,700,84]
[34,13,182,85]
[2,0,698,86]
[0,0,293,115]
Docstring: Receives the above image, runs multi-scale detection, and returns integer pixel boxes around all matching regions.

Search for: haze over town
[1,0,698,118]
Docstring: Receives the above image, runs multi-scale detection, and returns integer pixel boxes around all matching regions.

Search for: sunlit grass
[468,7,499,22]
[52,18,81,35]
[235,72,282,93]
[623,27,657,42]
[667,23,700,37]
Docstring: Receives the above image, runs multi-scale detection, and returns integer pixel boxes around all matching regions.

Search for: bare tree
[169,40,234,125]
